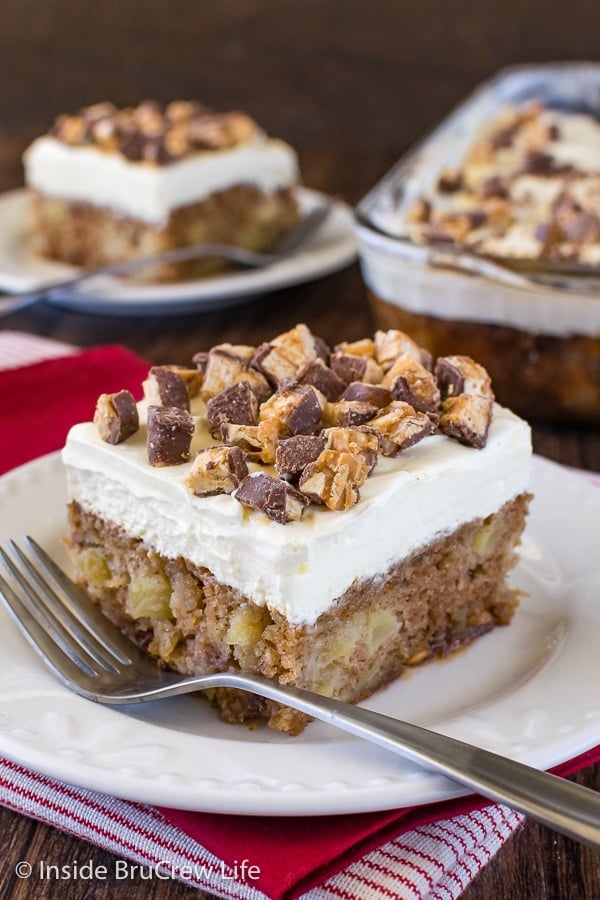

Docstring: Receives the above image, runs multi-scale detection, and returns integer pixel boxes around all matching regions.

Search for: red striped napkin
[0,331,598,900]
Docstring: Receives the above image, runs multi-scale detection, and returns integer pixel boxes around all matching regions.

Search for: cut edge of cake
[62,323,533,734]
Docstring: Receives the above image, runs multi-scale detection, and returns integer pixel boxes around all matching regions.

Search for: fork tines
[0,537,152,693]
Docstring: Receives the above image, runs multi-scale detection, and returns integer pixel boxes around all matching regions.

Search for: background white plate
[0,453,598,816]
[0,188,358,315]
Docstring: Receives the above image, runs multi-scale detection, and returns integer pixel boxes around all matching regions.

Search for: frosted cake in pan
[357,66,600,422]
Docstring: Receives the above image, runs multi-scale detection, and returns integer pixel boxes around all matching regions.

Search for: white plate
[0,453,598,816]
[0,188,358,315]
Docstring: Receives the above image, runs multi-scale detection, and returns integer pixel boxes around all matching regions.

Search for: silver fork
[0,202,332,317]
[1,536,600,848]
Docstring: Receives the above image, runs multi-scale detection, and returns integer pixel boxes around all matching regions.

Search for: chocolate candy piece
[435,355,494,401]
[235,472,310,524]
[368,402,436,457]
[185,445,248,496]
[374,329,432,371]
[323,399,378,427]
[299,359,346,401]
[144,366,190,410]
[147,405,195,466]
[220,423,264,459]
[275,434,327,478]
[201,344,270,402]
[434,355,494,448]
[435,357,465,398]
[439,395,494,450]
[192,350,209,374]
[382,354,441,414]
[334,337,376,357]
[94,390,139,445]
[330,351,383,385]
[299,449,370,511]
[206,381,259,439]
[323,426,380,473]
[437,167,463,193]
[260,383,325,436]
[340,381,391,408]
[252,324,319,385]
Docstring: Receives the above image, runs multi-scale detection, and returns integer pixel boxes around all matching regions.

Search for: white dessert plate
[0,452,598,816]
[0,187,358,315]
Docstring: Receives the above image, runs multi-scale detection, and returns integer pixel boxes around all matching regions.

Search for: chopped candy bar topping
[94,324,499,522]
[94,390,139,444]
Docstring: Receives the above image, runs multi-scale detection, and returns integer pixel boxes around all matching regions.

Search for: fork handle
[0,203,331,317]
[0,244,273,316]
[126,670,600,848]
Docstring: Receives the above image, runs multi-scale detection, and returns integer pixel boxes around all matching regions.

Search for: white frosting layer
[24,135,298,224]
[62,403,531,627]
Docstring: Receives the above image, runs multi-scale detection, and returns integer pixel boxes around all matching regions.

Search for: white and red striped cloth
[0,330,596,899]
[0,757,523,899]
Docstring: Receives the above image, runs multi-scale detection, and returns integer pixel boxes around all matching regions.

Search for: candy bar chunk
[221,418,280,465]
[406,197,431,224]
[382,354,441,413]
[334,337,376,358]
[94,390,139,445]
[323,426,380,473]
[235,472,310,524]
[437,167,463,193]
[192,350,209,374]
[369,401,435,457]
[147,405,195,466]
[340,381,392,408]
[299,449,370,511]
[562,210,600,245]
[299,359,346,401]
[185,445,248,496]
[313,335,331,361]
[330,351,383,385]
[275,434,326,478]
[201,344,271,401]
[206,381,259,439]
[435,355,494,400]
[252,323,319,385]
[220,423,263,458]
[439,395,493,449]
[260,383,325,436]
[374,329,432,371]
[143,365,190,410]
[322,399,378,428]
[174,366,203,399]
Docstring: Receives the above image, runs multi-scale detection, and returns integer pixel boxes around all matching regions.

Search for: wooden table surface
[0,3,599,897]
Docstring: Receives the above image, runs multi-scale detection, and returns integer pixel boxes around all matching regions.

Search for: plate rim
[0,187,358,315]
[0,451,598,816]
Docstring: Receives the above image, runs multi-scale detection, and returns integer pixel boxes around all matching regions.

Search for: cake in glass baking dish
[403,101,600,266]
[62,323,532,734]
[23,100,300,280]
[357,65,600,423]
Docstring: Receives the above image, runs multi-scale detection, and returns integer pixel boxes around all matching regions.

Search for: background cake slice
[62,324,532,734]
[23,99,300,280]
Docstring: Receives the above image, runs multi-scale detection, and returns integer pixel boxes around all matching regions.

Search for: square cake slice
[23,100,300,280]
[62,324,532,734]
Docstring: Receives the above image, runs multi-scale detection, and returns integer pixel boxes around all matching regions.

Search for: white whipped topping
[62,402,531,626]
[23,135,298,224]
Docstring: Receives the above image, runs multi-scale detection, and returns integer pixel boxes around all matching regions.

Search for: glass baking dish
[356,63,600,422]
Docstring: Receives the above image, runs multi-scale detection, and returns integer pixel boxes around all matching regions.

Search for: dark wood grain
[0,3,599,897]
